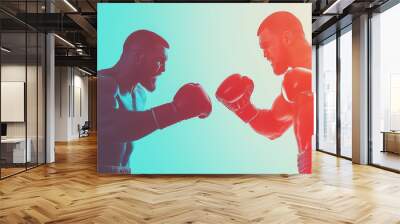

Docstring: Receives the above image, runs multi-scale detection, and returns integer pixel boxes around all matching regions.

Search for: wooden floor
[1,135,400,224]
[1,167,26,178]
[372,150,400,171]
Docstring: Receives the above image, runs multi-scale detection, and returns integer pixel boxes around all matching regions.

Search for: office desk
[1,138,31,163]
[381,131,400,154]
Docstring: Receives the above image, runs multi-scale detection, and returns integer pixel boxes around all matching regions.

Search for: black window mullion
[44,31,47,164]
[0,22,2,179]
[367,11,373,165]
[336,30,341,157]
[316,45,320,151]
[43,0,47,165]
[73,68,75,118]
[36,0,39,167]
[24,0,28,171]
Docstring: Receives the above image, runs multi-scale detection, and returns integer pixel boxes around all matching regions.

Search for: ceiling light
[63,0,78,12]
[323,0,341,14]
[78,67,93,76]
[323,0,354,15]
[1,47,11,53]
[76,48,84,55]
[54,34,75,48]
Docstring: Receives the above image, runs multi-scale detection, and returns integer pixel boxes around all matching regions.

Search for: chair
[79,121,90,138]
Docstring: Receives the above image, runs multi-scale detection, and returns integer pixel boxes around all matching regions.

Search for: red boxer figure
[216,11,313,174]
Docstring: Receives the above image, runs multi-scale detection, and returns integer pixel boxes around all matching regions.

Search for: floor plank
[1,135,400,223]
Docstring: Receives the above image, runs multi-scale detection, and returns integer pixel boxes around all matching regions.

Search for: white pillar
[46,33,55,163]
[352,14,369,164]
[45,1,55,163]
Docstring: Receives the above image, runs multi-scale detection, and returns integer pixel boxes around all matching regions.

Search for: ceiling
[0,0,395,72]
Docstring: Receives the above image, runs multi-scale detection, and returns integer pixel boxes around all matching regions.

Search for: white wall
[1,63,46,163]
[55,66,70,141]
[55,67,89,141]
[1,65,39,137]
[1,65,27,139]
[71,73,89,138]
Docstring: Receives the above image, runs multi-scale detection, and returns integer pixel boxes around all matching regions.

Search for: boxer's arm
[99,94,180,143]
[98,76,173,143]
[248,94,294,140]
[100,108,175,142]
[99,79,212,143]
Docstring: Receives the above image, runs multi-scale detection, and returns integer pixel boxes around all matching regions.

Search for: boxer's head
[257,12,306,75]
[118,30,169,92]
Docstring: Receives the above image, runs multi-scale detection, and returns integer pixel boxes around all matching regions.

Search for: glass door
[370,4,400,171]
[317,36,337,155]
[339,27,352,159]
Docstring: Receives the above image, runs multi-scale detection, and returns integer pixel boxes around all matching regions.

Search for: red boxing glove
[172,83,212,120]
[216,74,258,123]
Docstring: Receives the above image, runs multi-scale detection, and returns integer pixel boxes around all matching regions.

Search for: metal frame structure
[315,27,354,162]
[314,0,400,173]
[0,0,47,180]
[366,0,400,173]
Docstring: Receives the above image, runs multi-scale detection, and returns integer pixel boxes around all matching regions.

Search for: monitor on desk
[1,123,7,139]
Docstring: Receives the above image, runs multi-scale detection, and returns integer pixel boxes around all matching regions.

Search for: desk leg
[382,133,386,153]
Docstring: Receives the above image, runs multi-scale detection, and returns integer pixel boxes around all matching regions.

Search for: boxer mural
[98,4,312,174]
[98,30,212,173]
[216,11,313,173]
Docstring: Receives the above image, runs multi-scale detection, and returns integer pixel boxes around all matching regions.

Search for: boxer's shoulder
[283,67,311,82]
[98,71,117,93]
[282,67,312,103]
[283,68,311,88]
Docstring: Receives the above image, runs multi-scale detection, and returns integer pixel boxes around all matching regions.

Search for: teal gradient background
[98,3,312,174]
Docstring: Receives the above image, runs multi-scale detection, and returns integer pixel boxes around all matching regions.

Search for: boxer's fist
[216,74,258,123]
[216,74,254,111]
[173,83,212,120]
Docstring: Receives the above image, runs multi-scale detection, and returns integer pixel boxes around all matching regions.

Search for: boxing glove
[216,74,258,123]
[151,83,212,129]
[172,83,212,120]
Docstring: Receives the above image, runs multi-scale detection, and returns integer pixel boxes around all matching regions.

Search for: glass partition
[317,36,337,155]
[339,28,352,158]
[0,1,46,179]
[370,3,400,171]
[1,30,28,177]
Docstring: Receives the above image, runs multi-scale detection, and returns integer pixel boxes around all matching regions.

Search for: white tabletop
[1,138,28,143]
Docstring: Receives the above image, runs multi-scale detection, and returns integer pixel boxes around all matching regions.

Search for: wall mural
[97,3,313,174]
